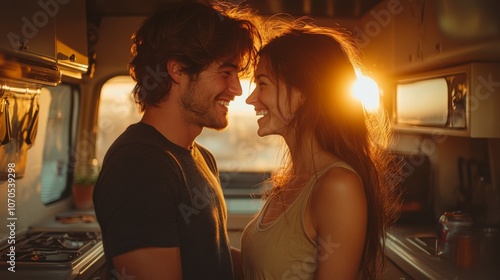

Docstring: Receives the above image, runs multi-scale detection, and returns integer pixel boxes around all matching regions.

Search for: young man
[92,2,261,279]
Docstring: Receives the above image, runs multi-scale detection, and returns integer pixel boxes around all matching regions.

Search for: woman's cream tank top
[240,162,357,280]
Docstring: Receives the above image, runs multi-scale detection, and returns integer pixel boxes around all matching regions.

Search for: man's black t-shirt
[93,122,233,280]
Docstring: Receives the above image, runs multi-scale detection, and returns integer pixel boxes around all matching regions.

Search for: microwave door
[396,78,448,126]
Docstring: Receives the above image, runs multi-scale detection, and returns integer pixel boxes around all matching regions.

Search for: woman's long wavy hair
[259,18,401,279]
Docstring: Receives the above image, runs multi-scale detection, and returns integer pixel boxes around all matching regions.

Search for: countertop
[29,210,101,232]
[27,209,500,280]
[385,224,499,280]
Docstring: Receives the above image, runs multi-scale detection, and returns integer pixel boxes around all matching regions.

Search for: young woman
[241,20,400,280]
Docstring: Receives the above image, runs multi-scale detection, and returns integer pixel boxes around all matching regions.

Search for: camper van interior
[1,0,500,279]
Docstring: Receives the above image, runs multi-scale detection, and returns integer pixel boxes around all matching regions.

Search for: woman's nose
[246,88,257,105]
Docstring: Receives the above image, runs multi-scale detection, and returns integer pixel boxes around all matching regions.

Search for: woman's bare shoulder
[310,165,367,216]
[315,165,364,195]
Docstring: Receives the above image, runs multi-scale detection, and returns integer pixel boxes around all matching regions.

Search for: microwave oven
[393,63,500,138]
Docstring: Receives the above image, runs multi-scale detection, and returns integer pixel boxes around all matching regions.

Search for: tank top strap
[256,161,358,230]
[305,161,357,188]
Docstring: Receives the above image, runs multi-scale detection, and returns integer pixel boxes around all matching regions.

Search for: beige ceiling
[87,0,382,18]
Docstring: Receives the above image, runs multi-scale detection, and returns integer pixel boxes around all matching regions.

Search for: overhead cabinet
[393,0,500,74]
[0,0,88,81]
[1,2,57,65]
[55,0,89,77]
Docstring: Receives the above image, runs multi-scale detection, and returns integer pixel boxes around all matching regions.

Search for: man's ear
[166,59,184,84]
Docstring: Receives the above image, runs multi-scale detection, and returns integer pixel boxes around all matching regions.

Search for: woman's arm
[309,167,367,280]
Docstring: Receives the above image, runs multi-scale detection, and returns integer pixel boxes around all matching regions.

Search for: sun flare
[352,72,380,112]
[228,79,256,115]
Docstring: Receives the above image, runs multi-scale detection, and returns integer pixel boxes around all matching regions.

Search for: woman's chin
[256,128,270,137]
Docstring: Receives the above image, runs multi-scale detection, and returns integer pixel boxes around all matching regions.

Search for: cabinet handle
[57,52,76,62]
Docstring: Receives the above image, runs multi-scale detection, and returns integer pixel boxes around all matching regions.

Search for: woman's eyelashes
[254,78,267,88]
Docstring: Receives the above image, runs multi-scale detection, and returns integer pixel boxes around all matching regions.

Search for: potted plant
[72,159,100,210]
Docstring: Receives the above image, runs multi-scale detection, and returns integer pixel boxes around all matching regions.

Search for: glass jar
[436,211,473,258]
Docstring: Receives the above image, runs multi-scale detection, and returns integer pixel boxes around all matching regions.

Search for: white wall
[0,89,71,242]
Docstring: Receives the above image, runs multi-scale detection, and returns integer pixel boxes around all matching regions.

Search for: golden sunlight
[352,72,380,112]
[228,79,256,115]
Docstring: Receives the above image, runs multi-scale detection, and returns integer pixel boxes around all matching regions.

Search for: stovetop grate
[1,231,101,263]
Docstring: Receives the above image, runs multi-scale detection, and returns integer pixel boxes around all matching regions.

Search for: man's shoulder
[103,124,179,168]
[109,123,168,152]
[115,122,158,143]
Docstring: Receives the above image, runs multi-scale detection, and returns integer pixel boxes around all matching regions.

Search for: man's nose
[228,76,243,96]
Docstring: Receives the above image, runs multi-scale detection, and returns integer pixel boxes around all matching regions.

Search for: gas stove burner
[0,230,104,280]
[59,238,84,250]
[0,231,101,263]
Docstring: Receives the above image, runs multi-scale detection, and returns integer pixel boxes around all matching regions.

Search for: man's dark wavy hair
[129,1,261,112]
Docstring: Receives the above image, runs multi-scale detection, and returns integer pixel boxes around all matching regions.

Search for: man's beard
[181,82,228,130]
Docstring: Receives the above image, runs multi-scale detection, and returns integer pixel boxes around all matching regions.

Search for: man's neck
[141,103,202,149]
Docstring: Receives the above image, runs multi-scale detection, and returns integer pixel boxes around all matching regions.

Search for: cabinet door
[55,0,88,75]
[393,0,500,73]
[0,1,56,64]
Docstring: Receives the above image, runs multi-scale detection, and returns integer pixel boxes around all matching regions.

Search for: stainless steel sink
[387,226,500,280]
[406,234,437,257]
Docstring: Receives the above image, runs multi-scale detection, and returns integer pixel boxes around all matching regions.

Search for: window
[196,80,282,173]
[40,84,80,204]
[96,76,142,163]
[96,76,282,173]
[96,76,282,213]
